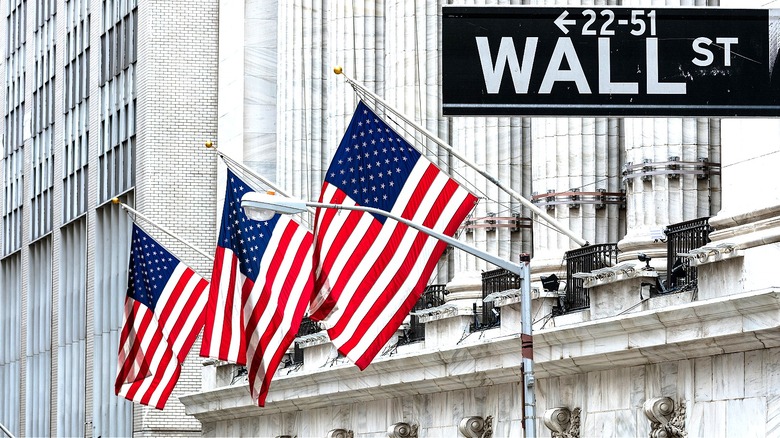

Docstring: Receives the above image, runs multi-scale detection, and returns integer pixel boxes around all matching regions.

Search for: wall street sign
[442,7,780,116]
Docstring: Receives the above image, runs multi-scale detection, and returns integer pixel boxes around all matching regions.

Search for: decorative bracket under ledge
[679,242,741,267]
[643,397,686,438]
[295,331,330,349]
[571,262,657,288]
[387,422,418,438]
[543,407,581,438]
[326,429,353,438]
[458,416,493,438]
[413,304,461,323]
[483,288,522,307]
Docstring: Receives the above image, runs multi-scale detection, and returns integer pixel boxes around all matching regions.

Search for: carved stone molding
[414,304,459,323]
[326,429,353,438]
[482,288,523,307]
[387,422,418,438]
[458,416,493,438]
[643,397,687,438]
[296,331,330,348]
[543,407,581,438]
[709,203,780,251]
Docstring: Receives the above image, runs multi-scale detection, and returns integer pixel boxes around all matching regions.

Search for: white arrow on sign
[554,10,576,34]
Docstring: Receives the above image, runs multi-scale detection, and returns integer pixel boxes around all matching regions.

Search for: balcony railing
[397,284,448,345]
[474,268,520,330]
[665,217,711,292]
[561,243,619,313]
[288,316,324,365]
[297,316,323,337]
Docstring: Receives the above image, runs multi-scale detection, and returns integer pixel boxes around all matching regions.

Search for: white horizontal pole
[113,199,214,262]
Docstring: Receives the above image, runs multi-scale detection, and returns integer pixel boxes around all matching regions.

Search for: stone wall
[193,346,780,437]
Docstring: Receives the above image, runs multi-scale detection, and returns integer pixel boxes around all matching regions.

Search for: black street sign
[442,6,780,116]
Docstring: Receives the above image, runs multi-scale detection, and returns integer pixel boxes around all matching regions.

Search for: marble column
[449,0,533,280]
[383,0,465,283]
[615,0,721,269]
[277,0,386,213]
[244,0,278,182]
[531,117,624,275]
[617,117,719,266]
[523,1,625,307]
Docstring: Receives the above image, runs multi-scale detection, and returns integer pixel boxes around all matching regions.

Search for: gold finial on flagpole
[111,197,120,205]
[205,140,214,148]
[333,66,343,75]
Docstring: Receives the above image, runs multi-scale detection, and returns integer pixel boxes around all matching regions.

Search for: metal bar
[519,256,536,437]
[306,201,525,275]
[112,199,214,263]
[207,142,317,216]
[0,421,16,438]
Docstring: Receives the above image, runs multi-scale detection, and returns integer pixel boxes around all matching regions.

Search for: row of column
[271,0,722,289]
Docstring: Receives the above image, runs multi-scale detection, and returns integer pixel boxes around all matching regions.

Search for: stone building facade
[0,0,218,435]
[181,0,780,437]
[4,0,779,436]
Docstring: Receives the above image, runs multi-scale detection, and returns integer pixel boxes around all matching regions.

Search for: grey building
[0,0,218,435]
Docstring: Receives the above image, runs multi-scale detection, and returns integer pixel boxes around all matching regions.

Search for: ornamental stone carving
[387,422,418,438]
[543,407,581,438]
[458,415,492,438]
[643,397,687,438]
[326,429,353,438]
[296,331,330,348]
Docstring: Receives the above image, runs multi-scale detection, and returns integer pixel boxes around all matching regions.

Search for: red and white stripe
[243,216,313,405]
[312,159,477,369]
[200,246,248,364]
[115,264,208,409]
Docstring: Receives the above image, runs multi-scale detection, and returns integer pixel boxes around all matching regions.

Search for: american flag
[311,101,478,369]
[115,223,209,409]
[200,169,313,406]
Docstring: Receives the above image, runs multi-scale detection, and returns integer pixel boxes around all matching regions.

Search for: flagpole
[112,198,214,262]
[205,141,317,216]
[334,66,589,248]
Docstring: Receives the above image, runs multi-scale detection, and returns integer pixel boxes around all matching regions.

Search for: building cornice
[181,288,780,422]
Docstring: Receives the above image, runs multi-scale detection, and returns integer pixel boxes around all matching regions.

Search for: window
[26,238,52,437]
[92,200,133,437]
[58,219,87,437]
[98,0,136,202]
[0,254,21,436]
[63,0,90,223]
[3,0,26,256]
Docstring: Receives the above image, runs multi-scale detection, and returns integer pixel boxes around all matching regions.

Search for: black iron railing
[288,316,324,365]
[297,316,323,337]
[397,284,448,345]
[665,217,711,292]
[474,268,520,330]
[562,243,619,313]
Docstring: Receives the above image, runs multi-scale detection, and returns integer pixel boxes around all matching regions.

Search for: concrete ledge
[181,289,780,422]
